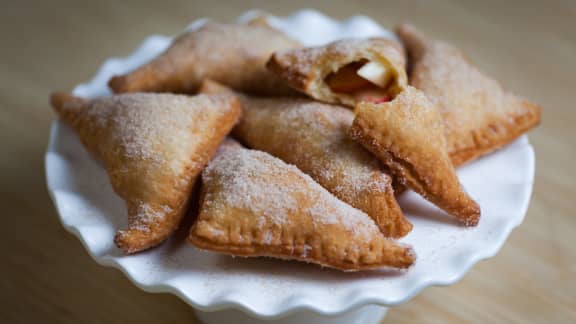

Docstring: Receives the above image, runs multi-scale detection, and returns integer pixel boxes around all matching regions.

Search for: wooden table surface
[1,0,574,322]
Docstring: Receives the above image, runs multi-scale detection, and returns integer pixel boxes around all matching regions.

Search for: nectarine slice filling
[325,60,397,103]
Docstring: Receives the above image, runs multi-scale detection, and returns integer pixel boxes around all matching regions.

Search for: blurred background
[1,0,574,323]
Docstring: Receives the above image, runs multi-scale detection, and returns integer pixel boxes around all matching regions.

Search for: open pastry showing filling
[267,38,408,107]
[325,59,402,104]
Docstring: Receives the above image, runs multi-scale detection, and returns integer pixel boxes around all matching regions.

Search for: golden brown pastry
[189,139,415,271]
[267,38,408,107]
[199,80,412,238]
[350,86,481,226]
[50,92,241,253]
[108,22,300,96]
[396,23,541,165]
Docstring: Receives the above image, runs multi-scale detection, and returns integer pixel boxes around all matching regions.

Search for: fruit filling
[325,59,396,103]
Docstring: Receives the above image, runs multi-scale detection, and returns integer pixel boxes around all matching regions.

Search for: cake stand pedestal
[194,304,388,324]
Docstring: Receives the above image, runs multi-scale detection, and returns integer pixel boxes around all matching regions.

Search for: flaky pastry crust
[108,22,300,96]
[267,38,408,107]
[199,80,413,238]
[350,86,480,226]
[396,23,541,166]
[50,92,241,253]
[188,140,415,271]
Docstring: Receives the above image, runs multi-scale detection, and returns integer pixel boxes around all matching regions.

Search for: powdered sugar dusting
[405,35,535,154]
[203,147,379,238]
[203,148,299,226]
[306,183,377,239]
[239,96,392,200]
[131,202,173,231]
[79,93,233,169]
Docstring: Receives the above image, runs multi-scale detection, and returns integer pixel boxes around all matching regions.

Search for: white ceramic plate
[45,9,535,319]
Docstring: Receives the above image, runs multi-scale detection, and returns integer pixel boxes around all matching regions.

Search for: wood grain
[1,0,574,323]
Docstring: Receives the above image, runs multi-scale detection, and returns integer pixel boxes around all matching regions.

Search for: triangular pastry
[108,22,300,96]
[267,38,408,107]
[396,23,541,165]
[349,86,481,226]
[199,80,413,238]
[188,139,415,271]
[50,92,241,253]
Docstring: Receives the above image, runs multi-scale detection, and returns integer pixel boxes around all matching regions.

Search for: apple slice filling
[325,60,396,103]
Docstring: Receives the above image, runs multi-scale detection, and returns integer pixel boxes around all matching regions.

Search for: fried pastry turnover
[188,139,415,271]
[108,22,300,96]
[199,80,413,238]
[350,86,480,226]
[396,23,541,166]
[267,38,408,107]
[50,92,241,253]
